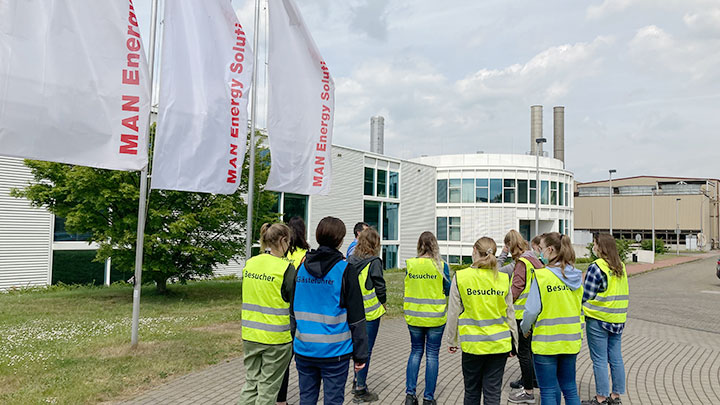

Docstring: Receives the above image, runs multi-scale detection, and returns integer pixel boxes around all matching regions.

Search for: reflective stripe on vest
[293,260,353,358]
[241,254,291,344]
[359,261,386,322]
[456,268,512,355]
[404,258,447,327]
[531,268,583,355]
[514,257,536,320]
[583,258,629,324]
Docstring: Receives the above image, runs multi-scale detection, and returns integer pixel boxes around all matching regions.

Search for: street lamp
[535,137,547,237]
[651,187,656,258]
[676,198,681,256]
[609,169,617,236]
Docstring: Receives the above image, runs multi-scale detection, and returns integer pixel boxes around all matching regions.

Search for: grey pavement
[119,256,720,404]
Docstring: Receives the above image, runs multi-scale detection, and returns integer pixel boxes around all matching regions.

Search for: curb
[627,255,712,278]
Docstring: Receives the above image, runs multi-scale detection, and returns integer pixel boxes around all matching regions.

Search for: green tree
[13,128,278,292]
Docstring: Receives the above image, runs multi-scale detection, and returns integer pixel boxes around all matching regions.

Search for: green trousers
[239,340,293,405]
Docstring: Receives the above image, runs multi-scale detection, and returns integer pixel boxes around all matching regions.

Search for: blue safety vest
[293,260,353,358]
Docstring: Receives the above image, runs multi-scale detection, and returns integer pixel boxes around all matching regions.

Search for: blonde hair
[504,230,529,261]
[354,228,381,258]
[541,232,575,278]
[259,223,290,255]
[417,231,446,280]
[472,237,498,276]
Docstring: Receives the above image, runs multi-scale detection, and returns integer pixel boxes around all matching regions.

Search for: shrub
[640,238,667,254]
[587,238,632,263]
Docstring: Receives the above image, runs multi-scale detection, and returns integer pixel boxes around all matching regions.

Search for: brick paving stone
[119,257,720,405]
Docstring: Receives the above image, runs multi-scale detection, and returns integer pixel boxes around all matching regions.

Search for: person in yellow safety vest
[404,231,450,405]
[239,223,296,405]
[520,232,583,405]
[347,227,386,403]
[447,236,519,405]
[580,234,629,405]
[498,231,543,404]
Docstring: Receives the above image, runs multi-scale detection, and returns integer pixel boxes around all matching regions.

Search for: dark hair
[353,222,369,237]
[541,232,575,278]
[316,217,346,248]
[531,235,543,249]
[593,233,624,277]
[287,216,309,254]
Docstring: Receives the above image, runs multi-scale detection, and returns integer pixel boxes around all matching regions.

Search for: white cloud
[587,0,636,19]
[684,9,720,37]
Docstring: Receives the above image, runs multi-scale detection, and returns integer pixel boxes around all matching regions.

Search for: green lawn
[0,281,244,404]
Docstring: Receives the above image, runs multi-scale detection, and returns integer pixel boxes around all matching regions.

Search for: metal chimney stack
[370,116,384,154]
[530,105,543,155]
[553,106,565,163]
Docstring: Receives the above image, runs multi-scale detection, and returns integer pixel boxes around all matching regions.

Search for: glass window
[490,179,502,203]
[476,178,488,203]
[449,179,461,203]
[541,180,549,205]
[436,217,448,241]
[436,179,448,203]
[518,180,528,204]
[284,193,308,223]
[363,200,381,231]
[559,219,564,234]
[383,202,399,240]
[530,180,537,204]
[461,256,473,265]
[565,183,569,206]
[441,255,448,263]
[377,169,387,197]
[503,179,516,203]
[559,182,564,206]
[364,168,374,196]
[382,245,398,269]
[449,217,461,241]
[389,171,399,198]
[462,179,474,203]
[449,255,461,265]
[53,217,92,242]
[551,181,558,205]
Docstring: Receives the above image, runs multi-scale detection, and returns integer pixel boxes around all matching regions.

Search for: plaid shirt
[582,263,625,334]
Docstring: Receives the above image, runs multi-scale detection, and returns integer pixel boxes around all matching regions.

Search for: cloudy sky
[135,0,720,182]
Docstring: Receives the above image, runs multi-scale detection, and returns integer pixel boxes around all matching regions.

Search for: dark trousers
[296,356,350,405]
[461,352,508,405]
[516,319,536,389]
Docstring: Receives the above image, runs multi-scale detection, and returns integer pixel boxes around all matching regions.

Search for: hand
[502,246,509,254]
[354,362,365,372]
[448,346,458,354]
[382,303,387,310]
[508,352,516,358]
[523,331,531,338]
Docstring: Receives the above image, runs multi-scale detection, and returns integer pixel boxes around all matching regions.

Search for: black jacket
[289,246,369,364]
[347,255,387,305]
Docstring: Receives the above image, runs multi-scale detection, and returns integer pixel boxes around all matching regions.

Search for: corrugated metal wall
[399,162,436,266]
[0,157,52,290]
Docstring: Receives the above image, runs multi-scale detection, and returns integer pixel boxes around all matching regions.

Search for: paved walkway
[624,251,716,276]
[120,256,720,404]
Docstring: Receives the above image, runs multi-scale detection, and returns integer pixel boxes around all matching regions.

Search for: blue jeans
[355,317,381,389]
[586,317,626,396]
[295,356,349,405]
[533,354,581,405]
[406,324,445,400]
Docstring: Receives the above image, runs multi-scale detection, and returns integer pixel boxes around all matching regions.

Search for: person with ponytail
[520,232,583,405]
[447,237,518,405]
[239,223,296,405]
[403,231,451,405]
[580,233,629,405]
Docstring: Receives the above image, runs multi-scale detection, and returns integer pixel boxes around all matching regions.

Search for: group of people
[238,216,629,405]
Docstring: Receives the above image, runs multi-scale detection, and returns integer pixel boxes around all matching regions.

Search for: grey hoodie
[520,264,583,335]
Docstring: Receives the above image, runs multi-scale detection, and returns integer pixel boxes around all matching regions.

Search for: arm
[443,262,451,296]
[281,263,296,303]
[582,263,607,303]
[504,285,518,353]
[520,278,541,335]
[341,263,369,364]
[445,275,463,348]
[366,258,387,304]
[511,261,528,301]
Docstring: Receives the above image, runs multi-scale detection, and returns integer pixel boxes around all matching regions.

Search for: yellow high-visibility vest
[404,258,447,327]
[531,268,583,355]
[359,261,386,322]
[286,248,307,272]
[583,258,629,324]
[241,254,291,344]
[514,257,536,320]
[456,268,512,354]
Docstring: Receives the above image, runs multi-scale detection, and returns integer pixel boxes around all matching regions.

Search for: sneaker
[405,394,418,405]
[508,391,536,404]
[509,379,523,389]
[581,398,608,405]
[352,388,378,403]
[422,399,436,405]
[609,397,622,405]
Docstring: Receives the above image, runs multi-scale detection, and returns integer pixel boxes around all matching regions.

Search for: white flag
[151,0,253,194]
[266,0,334,196]
[0,0,150,171]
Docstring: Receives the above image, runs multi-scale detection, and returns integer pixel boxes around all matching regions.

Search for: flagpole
[245,0,262,259]
[131,0,160,349]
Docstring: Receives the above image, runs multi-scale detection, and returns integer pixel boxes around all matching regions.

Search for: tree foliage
[13,128,278,292]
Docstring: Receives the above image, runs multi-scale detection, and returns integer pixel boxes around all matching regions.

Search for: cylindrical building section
[530,105,543,155]
[553,106,565,163]
[370,116,384,154]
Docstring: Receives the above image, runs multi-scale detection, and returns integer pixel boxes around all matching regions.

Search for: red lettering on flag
[119,134,138,155]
